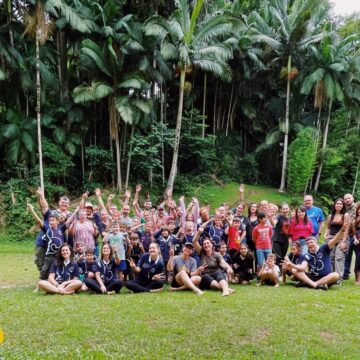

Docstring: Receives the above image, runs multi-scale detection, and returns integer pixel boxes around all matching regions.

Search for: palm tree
[250,0,330,192]
[301,32,360,191]
[145,0,233,190]
[0,109,37,171]
[23,0,94,192]
[73,10,152,190]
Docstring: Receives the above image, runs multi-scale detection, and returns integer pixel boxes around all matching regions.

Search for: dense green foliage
[0,0,359,226]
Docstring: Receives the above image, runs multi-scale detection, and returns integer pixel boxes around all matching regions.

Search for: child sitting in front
[258,253,280,287]
[219,242,233,282]
[78,248,99,291]
[281,242,304,284]
[232,244,254,285]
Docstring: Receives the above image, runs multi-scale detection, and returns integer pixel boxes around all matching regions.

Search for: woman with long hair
[124,243,165,293]
[192,227,234,296]
[289,206,313,255]
[38,244,82,295]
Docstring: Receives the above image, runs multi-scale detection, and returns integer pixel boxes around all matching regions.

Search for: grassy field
[1,183,355,359]
[193,182,302,209]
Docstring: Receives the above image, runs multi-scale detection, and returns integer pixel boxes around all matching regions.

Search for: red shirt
[252,224,273,249]
[228,226,242,251]
[289,219,313,240]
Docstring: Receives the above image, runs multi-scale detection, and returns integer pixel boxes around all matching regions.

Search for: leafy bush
[287,127,317,194]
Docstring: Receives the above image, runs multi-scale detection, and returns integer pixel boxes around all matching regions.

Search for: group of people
[27,184,360,296]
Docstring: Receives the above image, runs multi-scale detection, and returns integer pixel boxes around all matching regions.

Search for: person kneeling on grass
[192,227,234,296]
[124,243,165,293]
[38,244,82,295]
[282,221,350,290]
[85,244,123,294]
[167,242,203,295]
[258,253,280,288]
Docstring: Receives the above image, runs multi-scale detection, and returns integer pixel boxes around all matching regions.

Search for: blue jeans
[343,236,354,278]
[256,248,272,266]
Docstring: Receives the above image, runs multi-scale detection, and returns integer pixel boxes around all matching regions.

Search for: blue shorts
[116,260,126,271]
[256,249,272,266]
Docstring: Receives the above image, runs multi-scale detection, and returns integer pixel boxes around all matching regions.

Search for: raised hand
[36,187,44,197]
[239,184,245,193]
[108,194,115,201]
[125,190,131,198]
[27,203,34,210]
[82,191,89,200]
[95,188,101,197]
[135,184,142,193]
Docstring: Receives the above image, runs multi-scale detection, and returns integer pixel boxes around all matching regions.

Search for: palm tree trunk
[225,83,234,136]
[202,73,207,138]
[279,55,292,193]
[125,124,135,189]
[213,79,218,142]
[36,29,44,193]
[115,120,122,191]
[167,68,186,190]
[352,156,360,195]
[81,139,85,181]
[314,99,333,192]
[57,29,68,102]
[160,83,165,185]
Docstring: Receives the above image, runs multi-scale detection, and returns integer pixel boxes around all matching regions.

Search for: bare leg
[174,271,203,294]
[38,280,61,294]
[291,270,317,288]
[64,280,83,294]
[315,272,339,286]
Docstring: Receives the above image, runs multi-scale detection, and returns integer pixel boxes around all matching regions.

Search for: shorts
[199,270,226,290]
[40,256,56,280]
[34,246,46,272]
[306,273,323,282]
[116,260,127,271]
[170,278,182,288]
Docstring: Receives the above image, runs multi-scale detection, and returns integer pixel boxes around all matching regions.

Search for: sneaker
[315,284,328,291]
[335,280,342,286]
[342,276,349,280]
[295,281,306,288]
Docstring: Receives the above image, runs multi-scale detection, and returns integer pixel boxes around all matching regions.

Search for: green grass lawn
[0,183,354,359]
[1,238,360,359]
[193,182,302,209]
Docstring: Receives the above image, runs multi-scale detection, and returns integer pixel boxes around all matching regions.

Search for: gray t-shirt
[200,251,224,274]
[173,256,197,276]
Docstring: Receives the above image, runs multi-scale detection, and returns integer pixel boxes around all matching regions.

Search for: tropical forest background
[0,0,359,238]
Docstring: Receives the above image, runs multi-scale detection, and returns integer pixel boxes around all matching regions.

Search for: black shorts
[306,273,323,282]
[170,278,182,288]
[199,270,226,290]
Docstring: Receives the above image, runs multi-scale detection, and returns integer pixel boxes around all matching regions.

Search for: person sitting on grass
[85,244,123,294]
[192,227,234,296]
[78,248,100,292]
[281,242,304,284]
[219,242,233,282]
[258,253,280,288]
[232,243,254,285]
[124,243,165,293]
[38,244,82,295]
[283,221,350,290]
[167,242,204,295]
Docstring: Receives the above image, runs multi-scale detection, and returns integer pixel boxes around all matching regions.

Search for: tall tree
[145,0,233,190]
[250,0,330,192]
